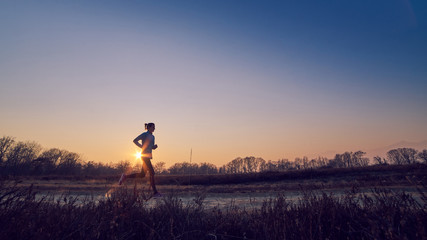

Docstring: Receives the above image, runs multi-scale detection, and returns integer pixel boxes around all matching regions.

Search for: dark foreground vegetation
[1,180,426,240]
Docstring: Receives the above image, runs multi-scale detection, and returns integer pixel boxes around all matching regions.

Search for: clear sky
[1,1,426,167]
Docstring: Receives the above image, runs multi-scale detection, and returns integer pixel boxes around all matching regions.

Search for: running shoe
[152,192,163,198]
[118,173,126,185]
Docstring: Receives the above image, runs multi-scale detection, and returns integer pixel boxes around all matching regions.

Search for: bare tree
[387,148,418,165]
[373,156,387,165]
[5,141,41,174]
[418,149,427,163]
[353,151,369,167]
[328,151,369,168]
[223,156,265,174]
[168,162,199,175]
[154,161,167,174]
[57,151,82,174]
[224,157,243,173]
[262,160,277,172]
[329,154,345,168]
[302,156,309,169]
[0,136,15,164]
[314,156,328,168]
[199,162,218,174]
[39,148,63,166]
[116,160,132,173]
[242,156,264,173]
[341,152,353,167]
[294,157,303,170]
[83,161,97,175]
[284,159,294,170]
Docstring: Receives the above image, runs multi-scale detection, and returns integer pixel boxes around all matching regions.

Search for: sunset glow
[0,1,426,168]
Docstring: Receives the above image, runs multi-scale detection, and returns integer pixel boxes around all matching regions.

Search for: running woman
[118,122,161,197]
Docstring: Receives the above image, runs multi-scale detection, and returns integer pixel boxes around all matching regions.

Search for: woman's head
[145,123,155,133]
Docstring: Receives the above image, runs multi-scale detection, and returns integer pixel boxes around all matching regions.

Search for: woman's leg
[119,162,146,185]
[126,165,146,179]
[142,158,158,194]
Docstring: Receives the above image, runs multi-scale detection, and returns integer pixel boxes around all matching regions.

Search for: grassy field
[0,164,426,239]
[5,163,426,194]
[0,178,426,239]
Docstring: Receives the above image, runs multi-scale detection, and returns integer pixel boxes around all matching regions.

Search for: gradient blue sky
[1,1,426,167]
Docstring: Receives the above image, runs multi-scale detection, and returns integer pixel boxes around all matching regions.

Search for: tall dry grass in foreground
[0,181,426,240]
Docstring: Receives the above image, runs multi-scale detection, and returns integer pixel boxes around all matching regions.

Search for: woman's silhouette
[119,122,161,197]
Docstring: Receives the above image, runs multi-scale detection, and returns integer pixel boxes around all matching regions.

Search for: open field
[4,163,426,194]
[3,163,426,212]
[1,164,427,239]
[1,169,426,239]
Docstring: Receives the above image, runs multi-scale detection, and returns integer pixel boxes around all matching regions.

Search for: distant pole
[189,148,192,184]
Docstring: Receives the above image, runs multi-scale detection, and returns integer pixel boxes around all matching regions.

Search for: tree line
[0,136,118,176]
[1,136,426,176]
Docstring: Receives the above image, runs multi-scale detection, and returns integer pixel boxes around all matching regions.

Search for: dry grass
[155,163,427,186]
[1,178,426,240]
[7,163,426,195]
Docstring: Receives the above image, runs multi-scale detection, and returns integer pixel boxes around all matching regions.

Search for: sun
[135,151,142,159]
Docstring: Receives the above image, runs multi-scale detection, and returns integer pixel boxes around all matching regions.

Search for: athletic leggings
[127,157,157,193]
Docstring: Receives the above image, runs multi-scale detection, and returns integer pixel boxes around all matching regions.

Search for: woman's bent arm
[133,136,143,148]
